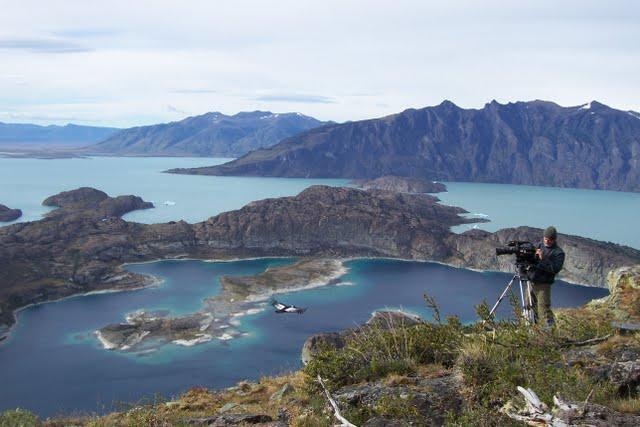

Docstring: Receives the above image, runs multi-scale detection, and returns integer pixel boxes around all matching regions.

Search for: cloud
[166,104,188,115]
[171,88,219,94]
[253,94,336,104]
[51,29,117,39]
[0,38,92,53]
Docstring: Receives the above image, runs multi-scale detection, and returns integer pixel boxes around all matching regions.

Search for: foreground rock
[352,176,446,193]
[2,185,639,340]
[0,204,21,222]
[335,375,462,426]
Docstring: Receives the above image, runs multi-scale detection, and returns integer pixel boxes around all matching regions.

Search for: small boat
[271,299,307,314]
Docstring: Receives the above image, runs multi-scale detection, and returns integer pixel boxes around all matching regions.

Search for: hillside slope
[89,111,326,157]
[169,100,640,192]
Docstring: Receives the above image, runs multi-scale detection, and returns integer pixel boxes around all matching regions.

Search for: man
[527,226,565,327]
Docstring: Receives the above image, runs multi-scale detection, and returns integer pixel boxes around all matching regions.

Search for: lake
[0,156,347,224]
[439,182,640,249]
[0,156,635,416]
[0,258,608,417]
[1,157,638,248]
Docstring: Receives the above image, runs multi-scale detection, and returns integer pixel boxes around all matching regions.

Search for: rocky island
[96,258,347,352]
[0,204,22,222]
[1,185,640,343]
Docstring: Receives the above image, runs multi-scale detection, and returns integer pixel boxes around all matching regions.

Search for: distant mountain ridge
[88,111,327,157]
[168,100,640,192]
[0,122,119,145]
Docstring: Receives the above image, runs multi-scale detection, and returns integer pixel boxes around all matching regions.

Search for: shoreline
[0,254,607,346]
[0,274,163,344]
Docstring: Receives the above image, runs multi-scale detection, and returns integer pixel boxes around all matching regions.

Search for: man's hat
[544,226,557,239]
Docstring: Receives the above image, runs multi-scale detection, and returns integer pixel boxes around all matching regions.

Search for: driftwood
[559,334,612,348]
[317,375,357,427]
[502,386,640,426]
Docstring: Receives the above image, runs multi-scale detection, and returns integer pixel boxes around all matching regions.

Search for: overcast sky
[1,0,638,127]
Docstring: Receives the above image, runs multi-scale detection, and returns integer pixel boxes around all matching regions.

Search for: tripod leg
[488,275,517,319]
[526,281,537,324]
[520,279,535,324]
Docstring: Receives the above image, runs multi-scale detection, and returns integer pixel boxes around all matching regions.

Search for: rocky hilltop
[1,185,639,339]
[0,204,21,222]
[87,111,326,157]
[168,100,640,192]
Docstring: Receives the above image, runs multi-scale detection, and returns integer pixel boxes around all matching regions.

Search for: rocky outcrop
[169,100,640,192]
[334,375,462,426]
[2,185,639,340]
[352,176,446,193]
[302,311,424,365]
[588,265,640,321]
[0,204,21,222]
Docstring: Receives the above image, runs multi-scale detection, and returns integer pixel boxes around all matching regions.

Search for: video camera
[490,240,540,324]
[495,240,537,267]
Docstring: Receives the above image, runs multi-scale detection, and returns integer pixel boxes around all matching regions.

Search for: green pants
[526,282,554,326]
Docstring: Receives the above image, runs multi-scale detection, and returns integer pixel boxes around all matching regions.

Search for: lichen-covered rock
[269,383,294,402]
[301,332,345,365]
[334,375,462,425]
[588,265,640,320]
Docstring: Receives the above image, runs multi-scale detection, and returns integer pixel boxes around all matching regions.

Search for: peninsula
[1,185,639,342]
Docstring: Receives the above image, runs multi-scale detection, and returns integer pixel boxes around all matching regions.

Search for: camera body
[495,240,537,269]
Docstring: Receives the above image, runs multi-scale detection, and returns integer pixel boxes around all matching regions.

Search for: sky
[0,0,639,128]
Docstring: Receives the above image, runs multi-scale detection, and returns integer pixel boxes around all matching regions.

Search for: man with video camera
[527,226,565,327]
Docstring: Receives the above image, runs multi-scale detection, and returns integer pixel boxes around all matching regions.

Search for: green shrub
[0,409,40,427]
[304,315,465,391]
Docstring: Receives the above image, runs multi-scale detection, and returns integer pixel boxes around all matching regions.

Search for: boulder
[301,311,422,364]
[334,375,462,425]
[269,383,294,402]
[301,332,345,365]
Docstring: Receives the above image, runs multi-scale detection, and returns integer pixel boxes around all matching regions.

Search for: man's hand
[536,248,544,260]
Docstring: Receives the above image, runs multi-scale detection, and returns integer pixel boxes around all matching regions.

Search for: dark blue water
[0,258,608,417]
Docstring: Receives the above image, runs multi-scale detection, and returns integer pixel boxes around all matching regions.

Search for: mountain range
[0,122,120,146]
[87,111,327,157]
[168,100,640,192]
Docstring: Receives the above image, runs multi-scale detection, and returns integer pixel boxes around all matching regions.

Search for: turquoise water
[439,182,640,249]
[1,157,637,248]
[0,258,608,417]
[0,157,347,224]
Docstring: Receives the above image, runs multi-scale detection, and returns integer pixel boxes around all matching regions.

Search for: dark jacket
[528,242,565,284]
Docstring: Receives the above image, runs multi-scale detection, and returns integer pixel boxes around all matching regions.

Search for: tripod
[487,263,536,324]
